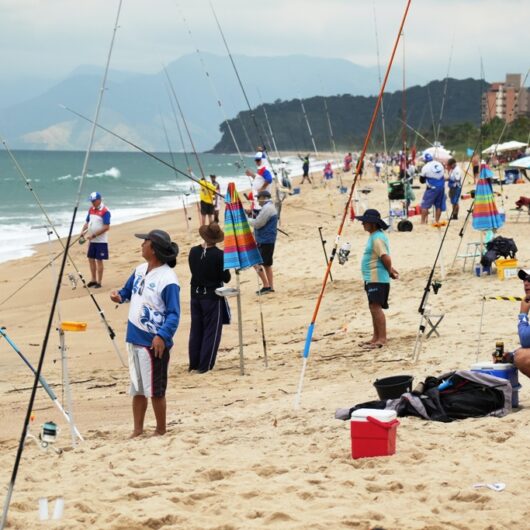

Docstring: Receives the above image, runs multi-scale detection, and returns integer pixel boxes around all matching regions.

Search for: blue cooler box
[471,362,521,408]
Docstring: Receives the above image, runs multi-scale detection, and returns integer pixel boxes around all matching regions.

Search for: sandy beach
[1,165,529,529]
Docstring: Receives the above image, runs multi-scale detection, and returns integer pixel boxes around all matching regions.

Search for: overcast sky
[0,0,528,86]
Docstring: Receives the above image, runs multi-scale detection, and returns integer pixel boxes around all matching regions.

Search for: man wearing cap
[299,154,312,184]
[249,190,278,294]
[199,175,217,226]
[419,152,447,226]
[355,209,399,349]
[188,222,231,373]
[504,270,530,377]
[246,151,273,211]
[210,174,221,223]
[110,229,180,437]
[80,191,111,288]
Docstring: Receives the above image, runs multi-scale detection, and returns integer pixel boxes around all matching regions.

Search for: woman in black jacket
[188,222,231,373]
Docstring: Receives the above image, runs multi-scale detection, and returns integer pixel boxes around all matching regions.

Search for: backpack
[397,219,413,232]
[480,236,518,268]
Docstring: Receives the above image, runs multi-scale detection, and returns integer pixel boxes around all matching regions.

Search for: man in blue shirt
[249,190,278,294]
[355,209,399,349]
[110,229,180,437]
[419,153,447,226]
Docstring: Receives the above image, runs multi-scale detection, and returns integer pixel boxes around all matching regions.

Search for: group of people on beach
[79,144,529,438]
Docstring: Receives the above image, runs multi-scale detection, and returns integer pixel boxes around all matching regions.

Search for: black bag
[480,236,518,268]
[388,181,405,200]
[397,219,413,232]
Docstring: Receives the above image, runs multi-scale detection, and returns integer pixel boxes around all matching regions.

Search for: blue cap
[423,152,433,162]
[89,191,102,202]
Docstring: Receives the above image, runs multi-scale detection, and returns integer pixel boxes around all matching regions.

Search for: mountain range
[0,53,421,152]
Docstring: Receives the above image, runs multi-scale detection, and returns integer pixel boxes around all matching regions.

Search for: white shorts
[127,343,169,398]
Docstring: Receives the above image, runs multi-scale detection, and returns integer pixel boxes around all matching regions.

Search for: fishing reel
[431,280,442,295]
[27,421,62,455]
[338,242,351,265]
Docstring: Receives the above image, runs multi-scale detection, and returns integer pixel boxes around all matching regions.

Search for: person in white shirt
[419,153,447,226]
[447,158,463,220]
[81,191,111,288]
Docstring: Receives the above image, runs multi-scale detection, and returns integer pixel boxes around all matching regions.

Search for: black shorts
[365,282,390,309]
[200,201,214,215]
[473,165,479,177]
[258,243,275,267]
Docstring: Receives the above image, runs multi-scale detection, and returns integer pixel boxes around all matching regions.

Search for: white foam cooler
[471,362,521,408]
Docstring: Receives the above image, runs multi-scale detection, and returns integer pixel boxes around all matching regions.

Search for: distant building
[482,73,530,124]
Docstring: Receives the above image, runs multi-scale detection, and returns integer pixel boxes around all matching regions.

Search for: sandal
[361,343,385,350]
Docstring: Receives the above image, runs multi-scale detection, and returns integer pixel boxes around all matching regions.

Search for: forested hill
[211,78,487,153]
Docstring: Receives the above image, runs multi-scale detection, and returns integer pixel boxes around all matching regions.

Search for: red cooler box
[350,409,399,459]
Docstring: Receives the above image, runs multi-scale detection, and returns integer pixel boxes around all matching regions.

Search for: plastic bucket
[374,375,413,400]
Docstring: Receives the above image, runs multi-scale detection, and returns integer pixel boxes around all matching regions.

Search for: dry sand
[0,166,529,529]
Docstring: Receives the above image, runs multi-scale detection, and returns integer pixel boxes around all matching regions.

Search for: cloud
[0,0,528,84]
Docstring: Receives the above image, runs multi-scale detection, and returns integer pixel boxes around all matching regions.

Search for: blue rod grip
[302,323,315,359]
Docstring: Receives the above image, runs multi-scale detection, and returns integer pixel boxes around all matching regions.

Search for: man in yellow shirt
[199,176,216,226]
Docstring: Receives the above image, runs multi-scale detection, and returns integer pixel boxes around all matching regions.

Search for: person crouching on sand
[355,209,398,349]
[110,229,180,437]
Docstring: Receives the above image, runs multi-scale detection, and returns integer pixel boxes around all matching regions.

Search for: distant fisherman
[246,151,273,211]
[199,175,217,226]
[80,191,111,288]
[419,152,446,226]
[447,158,462,220]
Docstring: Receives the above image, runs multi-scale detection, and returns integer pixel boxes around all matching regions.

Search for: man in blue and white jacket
[249,190,278,294]
[510,269,530,378]
[110,229,180,437]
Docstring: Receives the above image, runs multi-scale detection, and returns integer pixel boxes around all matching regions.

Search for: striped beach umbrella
[223,182,262,270]
[223,182,263,375]
[472,164,504,231]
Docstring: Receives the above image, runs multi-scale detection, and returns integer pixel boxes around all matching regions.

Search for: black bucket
[373,375,414,400]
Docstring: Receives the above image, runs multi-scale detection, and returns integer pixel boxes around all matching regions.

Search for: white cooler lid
[471,362,514,371]
[350,408,397,422]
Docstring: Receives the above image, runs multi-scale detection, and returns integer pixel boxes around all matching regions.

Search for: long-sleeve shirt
[249,200,278,244]
[118,263,180,349]
[188,245,231,299]
[519,313,530,348]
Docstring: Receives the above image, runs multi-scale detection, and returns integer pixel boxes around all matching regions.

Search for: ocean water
[0,150,308,264]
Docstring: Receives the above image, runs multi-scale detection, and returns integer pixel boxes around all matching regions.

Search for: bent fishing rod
[0,137,125,367]
[294,0,413,409]
[209,1,277,174]
[0,2,124,528]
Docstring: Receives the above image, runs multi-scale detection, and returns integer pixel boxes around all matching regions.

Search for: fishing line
[294,0,413,409]
[372,0,388,157]
[0,136,125,366]
[435,32,455,142]
[0,2,123,527]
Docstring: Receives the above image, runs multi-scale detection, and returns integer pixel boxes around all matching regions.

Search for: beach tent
[482,141,528,155]
[509,156,530,170]
[423,144,451,163]
[472,164,504,232]
[223,182,263,374]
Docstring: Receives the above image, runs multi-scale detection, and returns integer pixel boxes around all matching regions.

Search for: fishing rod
[209,1,277,174]
[0,137,125,366]
[321,94,344,189]
[317,227,333,282]
[0,327,83,441]
[178,5,250,174]
[256,88,282,161]
[159,112,191,231]
[294,0,413,409]
[435,33,455,142]
[299,98,319,159]
[164,83,201,217]
[0,2,123,527]
[163,67,207,180]
[372,0,388,157]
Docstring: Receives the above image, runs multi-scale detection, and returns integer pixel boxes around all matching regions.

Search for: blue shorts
[421,187,446,211]
[87,242,109,260]
[449,187,462,206]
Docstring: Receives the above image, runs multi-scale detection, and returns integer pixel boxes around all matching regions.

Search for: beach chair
[456,241,482,272]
